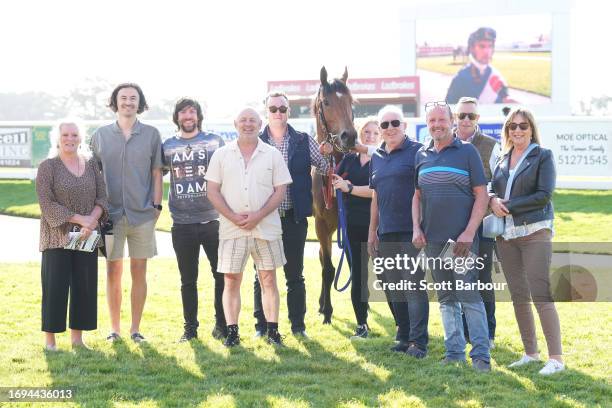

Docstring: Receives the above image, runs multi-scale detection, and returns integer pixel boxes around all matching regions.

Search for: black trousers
[346,223,369,326]
[378,232,430,350]
[41,248,97,333]
[171,221,225,330]
[254,213,307,332]
[463,238,497,340]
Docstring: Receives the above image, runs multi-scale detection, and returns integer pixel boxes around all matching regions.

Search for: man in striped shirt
[412,101,491,372]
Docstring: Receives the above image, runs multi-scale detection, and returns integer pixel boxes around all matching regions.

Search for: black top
[337,153,371,226]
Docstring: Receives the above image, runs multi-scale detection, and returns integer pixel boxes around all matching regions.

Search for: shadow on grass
[40,309,612,407]
[41,329,612,407]
[331,304,612,407]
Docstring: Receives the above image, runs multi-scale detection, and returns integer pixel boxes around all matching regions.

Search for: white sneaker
[508,354,540,368]
[489,339,495,349]
[539,359,565,375]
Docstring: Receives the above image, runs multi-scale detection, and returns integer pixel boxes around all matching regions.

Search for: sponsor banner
[0,127,32,167]
[268,77,420,98]
[541,121,611,177]
[412,120,612,185]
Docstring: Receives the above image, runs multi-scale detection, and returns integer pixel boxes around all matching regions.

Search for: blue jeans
[426,242,490,362]
[462,237,496,340]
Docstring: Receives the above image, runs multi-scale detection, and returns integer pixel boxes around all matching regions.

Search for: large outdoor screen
[416,14,552,105]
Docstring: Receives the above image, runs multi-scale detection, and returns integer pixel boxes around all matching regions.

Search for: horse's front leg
[315,216,335,324]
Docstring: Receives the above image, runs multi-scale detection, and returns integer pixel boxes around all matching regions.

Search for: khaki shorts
[218,237,286,273]
[106,216,157,261]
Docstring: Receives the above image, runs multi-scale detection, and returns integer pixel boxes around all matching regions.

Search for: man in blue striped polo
[412,101,491,372]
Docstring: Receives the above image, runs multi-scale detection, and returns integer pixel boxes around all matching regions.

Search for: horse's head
[313,66,357,152]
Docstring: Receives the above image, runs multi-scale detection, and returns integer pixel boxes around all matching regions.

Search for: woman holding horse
[332,118,381,338]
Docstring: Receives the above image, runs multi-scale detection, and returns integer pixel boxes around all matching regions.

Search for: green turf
[1,258,611,407]
[417,51,551,96]
[2,180,610,243]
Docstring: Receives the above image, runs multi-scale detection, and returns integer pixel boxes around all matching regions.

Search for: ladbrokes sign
[0,127,32,167]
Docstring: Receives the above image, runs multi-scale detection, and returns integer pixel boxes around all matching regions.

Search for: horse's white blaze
[336,92,343,98]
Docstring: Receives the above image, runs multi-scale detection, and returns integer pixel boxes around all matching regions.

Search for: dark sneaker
[130,332,146,343]
[211,326,227,340]
[350,324,369,339]
[440,357,467,365]
[406,343,427,359]
[223,330,240,347]
[472,359,491,373]
[254,329,267,338]
[391,341,411,353]
[267,330,285,347]
[292,330,309,338]
[179,330,197,343]
[106,332,121,343]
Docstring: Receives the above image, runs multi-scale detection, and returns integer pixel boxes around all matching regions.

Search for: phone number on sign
[557,155,608,166]
[1,388,73,401]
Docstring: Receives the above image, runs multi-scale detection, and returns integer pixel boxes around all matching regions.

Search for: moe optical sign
[0,127,31,167]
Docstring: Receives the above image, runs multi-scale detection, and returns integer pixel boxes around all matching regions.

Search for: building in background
[267,76,420,118]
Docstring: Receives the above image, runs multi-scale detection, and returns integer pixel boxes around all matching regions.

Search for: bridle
[316,86,354,154]
[316,85,355,212]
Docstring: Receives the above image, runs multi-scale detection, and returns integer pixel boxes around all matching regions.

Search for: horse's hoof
[322,316,332,325]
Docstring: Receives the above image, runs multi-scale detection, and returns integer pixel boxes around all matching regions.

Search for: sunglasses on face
[268,105,288,114]
[508,122,530,131]
[380,120,401,129]
[457,112,478,120]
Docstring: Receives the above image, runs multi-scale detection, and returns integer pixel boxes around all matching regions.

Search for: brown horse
[312,66,357,324]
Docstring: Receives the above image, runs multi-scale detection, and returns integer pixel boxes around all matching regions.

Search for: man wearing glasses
[368,105,429,358]
[253,92,329,338]
[446,27,513,104]
[454,97,501,350]
[412,101,491,372]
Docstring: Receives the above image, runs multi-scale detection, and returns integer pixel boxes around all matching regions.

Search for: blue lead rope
[334,188,353,292]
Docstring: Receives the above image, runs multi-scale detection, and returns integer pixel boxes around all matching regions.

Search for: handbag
[483,143,538,239]
[98,219,114,258]
[482,213,505,238]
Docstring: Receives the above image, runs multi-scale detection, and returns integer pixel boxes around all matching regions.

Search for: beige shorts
[218,237,286,274]
[106,216,157,261]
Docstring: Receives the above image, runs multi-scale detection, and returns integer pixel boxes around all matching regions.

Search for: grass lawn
[1,258,611,407]
[417,52,551,96]
[1,180,610,243]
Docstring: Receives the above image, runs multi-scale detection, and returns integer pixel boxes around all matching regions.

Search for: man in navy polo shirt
[412,102,491,372]
[368,105,429,358]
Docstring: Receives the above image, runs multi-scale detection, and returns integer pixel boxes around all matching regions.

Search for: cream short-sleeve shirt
[205,139,292,240]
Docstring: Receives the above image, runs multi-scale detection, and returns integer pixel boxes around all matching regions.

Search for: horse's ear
[320,66,328,85]
[341,66,348,83]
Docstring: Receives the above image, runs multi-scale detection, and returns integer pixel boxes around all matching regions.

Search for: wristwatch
[153,203,163,211]
[347,183,354,194]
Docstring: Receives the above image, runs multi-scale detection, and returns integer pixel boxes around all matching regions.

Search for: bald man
[205,107,292,347]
